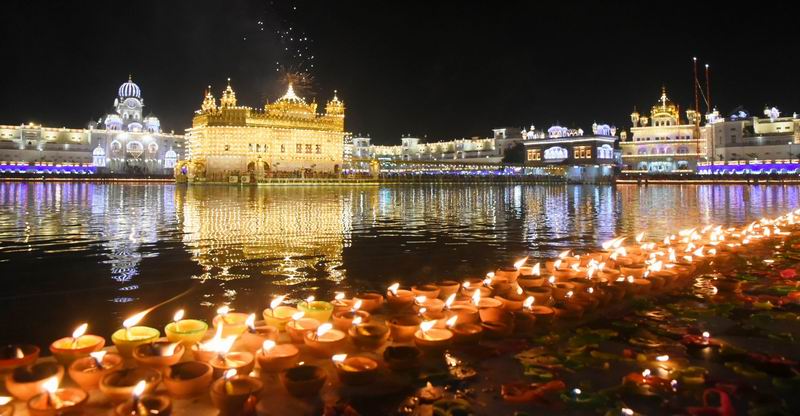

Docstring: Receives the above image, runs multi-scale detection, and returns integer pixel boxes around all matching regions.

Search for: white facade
[705,107,800,161]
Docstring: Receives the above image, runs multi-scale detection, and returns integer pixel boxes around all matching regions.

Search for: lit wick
[43,377,62,409]
[245,313,256,334]
[173,309,185,332]
[123,310,148,340]
[71,323,87,348]
[89,350,107,369]
[131,379,146,414]
[223,369,236,395]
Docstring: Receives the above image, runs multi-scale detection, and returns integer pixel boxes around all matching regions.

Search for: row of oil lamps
[0,210,798,415]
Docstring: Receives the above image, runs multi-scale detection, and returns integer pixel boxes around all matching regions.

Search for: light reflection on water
[0,182,797,345]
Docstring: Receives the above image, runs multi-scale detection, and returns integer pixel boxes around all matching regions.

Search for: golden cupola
[266,83,317,119]
[201,85,217,113]
[650,86,679,123]
[325,90,345,117]
[220,78,237,108]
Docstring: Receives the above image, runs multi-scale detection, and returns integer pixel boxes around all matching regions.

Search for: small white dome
[118,76,141,98]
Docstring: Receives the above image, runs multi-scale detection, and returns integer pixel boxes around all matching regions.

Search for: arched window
[164,149,177,168]
[544,146,568,160]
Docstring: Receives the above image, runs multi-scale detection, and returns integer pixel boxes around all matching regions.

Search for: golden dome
[266,83,316,118]
[650,86,679,121]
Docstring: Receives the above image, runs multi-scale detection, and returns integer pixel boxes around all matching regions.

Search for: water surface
[0,182,797,345]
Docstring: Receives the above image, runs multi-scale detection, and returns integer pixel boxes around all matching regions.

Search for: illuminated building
[0,76,184,175]
[620,87,705,173]
[179,81,345,181]
[523,122,618,181]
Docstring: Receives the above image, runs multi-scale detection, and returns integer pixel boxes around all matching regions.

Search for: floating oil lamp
[6,363,64,401]
[524,285,552,306]
[411,284,441,299]
[413,320,453,351]
[0,344,39,371]
[111,310,159,358]
[212,306,249,338]
[460,279,491,298]
[449,316,483,344]
[211,370,263,416]
[68,351,123,391]
[163,361,213,399]
[518,263,545,288]
[332,354,379,385]
[304,323,347,357]
[240,314,279,354]
[682,331,720,350]
[331,292,353,313]
[513,297,536,333]
[417,381,444,404]
[256,340,299,373]
[262,295,297,331]
[435,280,461,300]
[473,289,505,322]
[496,286,526,311]
[113,380,172,416]
[353,292,384,313]
[285,312,320,343]
[415,295,445,313]
[49,323,105,366]
[383,346,422,372]
[631,277,652,295]
[280,365,326,398]
[447,302,479,324]
[99,367,161,403]
[388,315,422,342]
[164,309,208,347]
[297,296,334,323]
[0,397,11,416]
[133,340,184,370]
[495,256,528,283]
[349,321,390,350]
[331,301,370,331]
[191,325,226,362]
[26,376,88,416]
[551,282,575,301]
[208,336,254,379]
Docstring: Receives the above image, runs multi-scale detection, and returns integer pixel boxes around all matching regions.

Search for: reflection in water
[0,182,797,345]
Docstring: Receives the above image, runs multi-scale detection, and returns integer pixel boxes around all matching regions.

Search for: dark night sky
[2,1,799,144]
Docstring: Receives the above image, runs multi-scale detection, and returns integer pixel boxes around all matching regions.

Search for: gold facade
[179,81,345,180]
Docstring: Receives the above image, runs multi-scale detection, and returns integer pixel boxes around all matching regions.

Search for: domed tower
[630,107,640,127]
[220,78,237,108]
[324,90,345,128]
[115,75,144,125]
[201,85,217,113]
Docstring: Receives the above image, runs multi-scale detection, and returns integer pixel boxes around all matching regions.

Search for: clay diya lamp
[414,321,453,351]
[388,315,422,342]
[414,296,445,313]
[240,319,279,354]
[0,344,39,371]
[280,365,326,398]
[332,354,379,386]
[476,297,505,322]
[598,268,621,282]
[383,346,421,372]
[262,296,299,331]
[5,363,64,401]
[49,323,105,366]
[349,322,390,350]
[68,351,123,391]
[164,312,208,347]
[551,282,575,301]
[133,341,185,371]
[460,280,492,298]
[256,341,300,373]
[385,284,416,311]
[494,266,521,283]
[209,351,255,379]
[286,315,321,344]
[451,322,483,344]
[422,310,448,328]
[332,309,370,332]
[114,394,172,416]
[495,288,527,312]
[518,274,545,289]
[552,267,577,280]
[411,284,441,299]
[620,265,646,279]
[111,322,160,359]
[525,286,552,305]
[513,311,536,334]
[212,307,250,338]
[488,275,513,296]
[211,373,263,415]
[529,305,555,325]
[99,367,161,403]
[304,323,347,357]
[603,283,626,302]
[297,298,334,323]
[331,294,354,313]
[447,303,479,324]
[568,277,593,292]
[552,300,584,320]
[354,292,384,313]
[163,361,213,399]
[435,281,461,300]
[26,379,88,416]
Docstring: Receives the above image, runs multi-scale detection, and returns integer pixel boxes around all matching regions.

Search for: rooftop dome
[118,75,141,98]
[276,83,306,103]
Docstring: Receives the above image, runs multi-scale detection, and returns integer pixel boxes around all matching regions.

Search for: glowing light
[332,354,347,363]
[43,377,59,394]
[173,310,185,323]
[291,311,304,321]
[656,355,669,362]
[415,296,427,305]
[388,283,399,296]
[262,340,276,353]
[513,257,528,269]
[317,323,333,337]
[123,310,148,329]
[216,306,230,316]
[523,296,534,310]
[224,369,237,380]
[642,369,651,377]
[270,295,286,310]
[245,313,256,330]
[351,300,363,311]
[335,293,345,301]
[72,323,88,340]
[532,263,541,276]
[444,294,456,309]
[420,320,436,333]
[472,289,481,305]
[132,379,146,397]
[445,316,458,328]
[352,316,362,326]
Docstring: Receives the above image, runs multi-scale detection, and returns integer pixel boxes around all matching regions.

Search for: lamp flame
[352,300,363,311]
[513,257,528,269]
[523,296,534,310]
[332,354,347,363]
[224,369,237,380]
[291,311,304,321]
[352,316,362,326]
[635,232,645,244]
[317,323,333,338]
[335,292,345,301]
[415,296,427,305]
[90,351,107,365]
[0,397,11,406]
[245,313,256,330]
[43,377,59,394]
[420,320,436,333]
[72,323,88,340]
[173,309,185,323]
[262,340,276,353]
[216,306,230,316]
[132,380,146,397]
[656,355,669,362]
[444,294,455,309]
[532,263,541,276]
[388,283,399,296]
[123,310,148,329]
[270,295,286,310]
[445,316,458,328]
[472,289,481,305]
